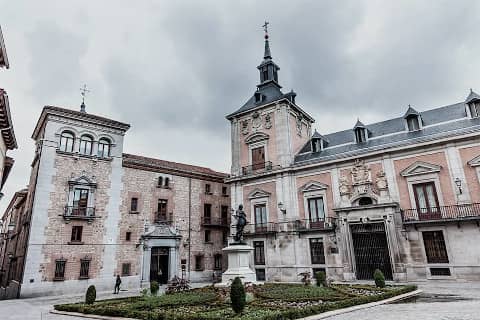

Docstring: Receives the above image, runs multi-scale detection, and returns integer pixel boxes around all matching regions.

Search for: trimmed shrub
[315,271,327,287]
[85,285,96,305]
[230,277,246,314]
[150,281,159,296]
[373,269,386,288]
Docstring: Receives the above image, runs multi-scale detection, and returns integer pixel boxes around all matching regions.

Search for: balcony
[154,212,173,225]
[243,222,279,236]
[402,203,480,224]
[201,217,230,228]
[292,218,336,232]
[63,206,95,221]
[241,161,273,176]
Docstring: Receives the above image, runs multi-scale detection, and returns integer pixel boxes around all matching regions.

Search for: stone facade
[0,106,229,298]
[226,32,480,283]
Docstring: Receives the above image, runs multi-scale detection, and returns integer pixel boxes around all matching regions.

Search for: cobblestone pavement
[1,281,479,320]
[327,282,480,320]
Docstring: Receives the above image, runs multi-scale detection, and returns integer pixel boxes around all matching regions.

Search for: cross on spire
[262,21,269,38]
[79,84,90,113]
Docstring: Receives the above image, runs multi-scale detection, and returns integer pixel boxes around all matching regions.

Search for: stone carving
[265,113,272,129]
[241,119,249,135]
[339,175,351,196]
[376,171,388,190]
[252,111,262,130]
[296,114,303,136]
[351,159,371,185]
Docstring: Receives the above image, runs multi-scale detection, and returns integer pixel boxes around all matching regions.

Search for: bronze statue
[233,204,247,243]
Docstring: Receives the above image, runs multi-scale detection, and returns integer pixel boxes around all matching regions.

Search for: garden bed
[54,283,417,320]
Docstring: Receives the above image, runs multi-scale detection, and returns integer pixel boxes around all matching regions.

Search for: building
[0,105,230,298]
[0,26,17,195]
[226,28,480,282]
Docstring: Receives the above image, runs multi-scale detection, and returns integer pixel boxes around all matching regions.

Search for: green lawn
[55,283,417,320]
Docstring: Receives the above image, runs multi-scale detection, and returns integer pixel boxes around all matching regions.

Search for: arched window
[79,135,93,155]
[358,197,373,206]
[97,138,111,158]
[59,131,75,152]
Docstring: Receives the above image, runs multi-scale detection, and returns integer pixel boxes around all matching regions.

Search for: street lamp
[454,178,463,195]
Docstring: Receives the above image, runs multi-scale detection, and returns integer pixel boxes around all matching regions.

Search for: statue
[233,204,247,243]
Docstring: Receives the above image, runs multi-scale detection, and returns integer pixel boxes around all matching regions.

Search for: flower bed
[54,284,417,320]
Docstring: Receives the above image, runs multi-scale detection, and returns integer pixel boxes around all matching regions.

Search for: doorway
[351,223,393,280]
[150,247,169,284]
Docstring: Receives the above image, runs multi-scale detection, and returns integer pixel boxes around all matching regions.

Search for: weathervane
[80,84,90,113]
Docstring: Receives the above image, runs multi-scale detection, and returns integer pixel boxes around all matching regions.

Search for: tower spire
[79,84,90,113]
[262,21,271,59]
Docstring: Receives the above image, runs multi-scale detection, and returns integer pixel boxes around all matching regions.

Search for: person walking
[114,275,122,294]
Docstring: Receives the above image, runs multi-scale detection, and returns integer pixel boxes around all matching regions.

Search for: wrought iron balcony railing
[401,203,480,223]
[201,217,230,228]
[64,206,95,219]
[291,218,336,232]
[241,161,273,176]
[154,212,173,224]
[243,222,279,235]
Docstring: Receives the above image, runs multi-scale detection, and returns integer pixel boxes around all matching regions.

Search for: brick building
[227,29,480,282]
[0,105,229,298]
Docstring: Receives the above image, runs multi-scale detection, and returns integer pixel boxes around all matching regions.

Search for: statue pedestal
[217,244,257,286]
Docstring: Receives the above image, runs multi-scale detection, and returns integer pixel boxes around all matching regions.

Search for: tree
[230,277,246,314]
[150,281,159,296]
[85,285,96,305]
[315,271,327,287]
[373,269,386,288]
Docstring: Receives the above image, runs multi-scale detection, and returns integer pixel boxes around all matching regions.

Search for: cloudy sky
[0,0,479,212]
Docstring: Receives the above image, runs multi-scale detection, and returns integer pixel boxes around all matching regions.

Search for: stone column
[338,213,355,280]
[142,245,151,284]
[169,247,178,280]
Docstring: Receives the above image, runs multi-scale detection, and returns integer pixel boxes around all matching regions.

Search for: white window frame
[406,173,445,209]
[418,226,453,280]
[248,141,268,166]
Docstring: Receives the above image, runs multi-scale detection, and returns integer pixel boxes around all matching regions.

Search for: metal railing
[201,217,230,227]
[64,206,95,218]
[243,222,279,235]
[291,218,336,231]
[402,203,480,222]
[241,161,273,175]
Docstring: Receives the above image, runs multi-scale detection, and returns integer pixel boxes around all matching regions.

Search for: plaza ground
[0,281,479,320]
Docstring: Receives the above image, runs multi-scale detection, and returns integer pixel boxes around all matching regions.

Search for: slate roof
[0,26,9,69]
[296,100,477,164]
[465,89,480,104]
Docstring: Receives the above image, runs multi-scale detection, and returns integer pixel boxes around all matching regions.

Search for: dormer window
[469,100,480,118]
[465,89,480,118]
[354,128,366,143]
[406,116,420,131]
[311,130,327,153]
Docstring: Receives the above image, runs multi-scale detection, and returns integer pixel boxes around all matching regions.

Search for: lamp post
[454,178,463,195]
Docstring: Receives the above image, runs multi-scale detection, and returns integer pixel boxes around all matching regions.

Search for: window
[254,204,267,232]
[97,138,111,158]
[222,231,229,246]
[71,226,83,242]
[256,268,266,281]
[469,101,480,118]
[157,199,168,221]
[73,188,89,216]
[121,263,131,276]
[130,197,138,212]
[214,254,222,270]
[221,206,229,225]
[204,230,211,243]
[307,197,325,223]
[422,231,449,263]
[430,267,451,276]
[59,131,75,152]
[355,128,366,143]
[54,259,66,280]
[126,232,131,241]
[79,135,93,155]
[358,197,373,206]
[195,255,204,271]
[252,146,266,170]
[254,241,265,265]
[222,186,228,196]
[204,203,212,223]
[312,138,321,153]
[164,177,170,188]
[262,67,268,82]
[413,182,440,217]
[205,184,212,194]
[310,238,325,264]
[158,176,163,187]
[407,116,420,131]
[79,259,90,279]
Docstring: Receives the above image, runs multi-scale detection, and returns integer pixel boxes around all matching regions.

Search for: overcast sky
[0,0,479,212]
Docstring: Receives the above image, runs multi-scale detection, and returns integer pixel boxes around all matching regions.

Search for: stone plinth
[219,244,257,285]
